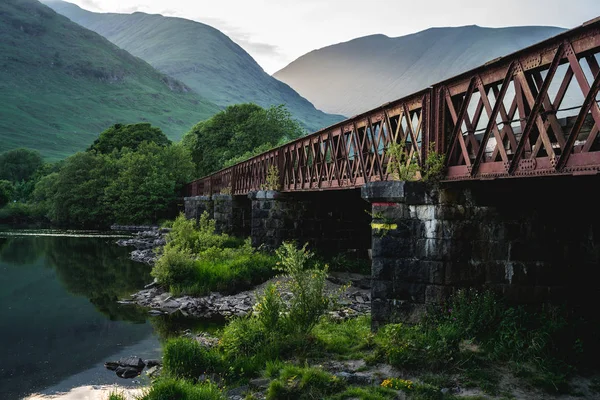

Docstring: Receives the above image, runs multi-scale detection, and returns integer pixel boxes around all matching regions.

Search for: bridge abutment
[184,195,214,221]
[248,189,371,255]
[362,178,600,330]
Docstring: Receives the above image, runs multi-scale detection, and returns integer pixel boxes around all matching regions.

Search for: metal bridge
[186,17,600,197]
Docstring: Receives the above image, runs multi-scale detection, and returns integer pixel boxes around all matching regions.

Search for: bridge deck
[186,18,600,197]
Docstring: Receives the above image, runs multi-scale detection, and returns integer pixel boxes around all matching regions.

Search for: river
[0,229,181,399]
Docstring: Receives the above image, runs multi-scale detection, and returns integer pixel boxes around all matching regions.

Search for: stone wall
[249,189,371,255]
[184,196,213,221]
[362,178,600,329]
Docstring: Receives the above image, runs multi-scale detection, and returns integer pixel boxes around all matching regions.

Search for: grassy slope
[43,0,345,132]
[0,0,220,160]
[274,25,566,116]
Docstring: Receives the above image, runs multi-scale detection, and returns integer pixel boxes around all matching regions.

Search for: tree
[184,103,305,177]
[103,143,194,224]
[88,123,171,154]
[0,180,14,207]
[0,148,43,182]
[41,152,113,227]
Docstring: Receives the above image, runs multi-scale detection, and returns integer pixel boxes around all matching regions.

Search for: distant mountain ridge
[43,0,345,131]
[273,25,566,116]
[0,0,220,160]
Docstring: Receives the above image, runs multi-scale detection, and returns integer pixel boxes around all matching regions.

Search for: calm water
[0,229,165,399]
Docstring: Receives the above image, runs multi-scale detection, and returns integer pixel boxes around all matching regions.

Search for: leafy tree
[103,143,194,224]
[0,148,43,182]
[88,123,171,154]
[184,103,305,177]
[41,152,113,227]
[0,180,14,207]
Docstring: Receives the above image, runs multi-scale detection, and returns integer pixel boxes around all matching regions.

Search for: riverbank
[113,222,600,400]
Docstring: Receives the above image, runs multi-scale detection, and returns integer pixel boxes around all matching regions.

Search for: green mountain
[0,0,220,160]
[274,25,566,116]
[43,0,345,132]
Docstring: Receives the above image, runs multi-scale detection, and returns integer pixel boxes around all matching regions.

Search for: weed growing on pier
[385,142,419,181]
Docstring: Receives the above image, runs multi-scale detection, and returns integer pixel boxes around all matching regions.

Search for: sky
[65,0,600,74]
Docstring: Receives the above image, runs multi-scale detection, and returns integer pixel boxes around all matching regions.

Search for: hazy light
[55,1,600,73]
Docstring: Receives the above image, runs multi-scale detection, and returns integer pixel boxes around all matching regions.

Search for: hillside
[273,25,565,116]
[43,0,345,131]
[0,0,220,160]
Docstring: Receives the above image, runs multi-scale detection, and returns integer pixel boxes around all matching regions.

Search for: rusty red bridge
[186,18,600,196]
[183,18,600,328]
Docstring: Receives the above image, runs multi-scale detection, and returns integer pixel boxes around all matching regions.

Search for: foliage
[421,143,446,183]
[329,386,398,400]
[0,180,14,208]
[152,213,274,295]
[184,104,304,177]
[385,142,446,183]
[260,165,280,191]
[386,142,419,181]
[274,242,334,336]
[0,0,219,160]
[102,142,194,224]
[312,316,373,358]
[107,391,126,400]
[223,143,274,168]
[32,142,193,227]
[140,378,225,400]
[374,289,588,394]
[88,123,171,154]
[163,338,224,380]
[0,148,43,182]
[265,365,346,400]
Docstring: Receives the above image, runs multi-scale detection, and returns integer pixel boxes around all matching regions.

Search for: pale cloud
[61,0,600,74]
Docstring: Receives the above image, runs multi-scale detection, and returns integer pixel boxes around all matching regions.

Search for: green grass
[140,378,225,400]
[162,338,223,380]
[0,0,220,160]
[266,365,346,400]
[312,315,373,359]
[45,0,345,133]
[107,392,126,400]
[328,387,398,400]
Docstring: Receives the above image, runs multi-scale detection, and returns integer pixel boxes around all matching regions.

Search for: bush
[275,242,334,336]
[107,392,126,400]
[140,378,224,400]
[330,387,398,400]
[152,246,197,289]
[163,338,223,380]
[266,365,346,400]
[152,215,275,296]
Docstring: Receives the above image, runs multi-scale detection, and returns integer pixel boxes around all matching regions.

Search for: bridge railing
[186,18,600,196]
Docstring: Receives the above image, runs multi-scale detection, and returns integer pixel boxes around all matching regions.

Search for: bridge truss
[187,18,600,196]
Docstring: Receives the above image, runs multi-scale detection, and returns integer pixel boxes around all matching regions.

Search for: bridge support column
[184,195,213,222]
[212,194,252,236]
[248,189,371,254]
[248,190,292,250]
[363,178,600,330]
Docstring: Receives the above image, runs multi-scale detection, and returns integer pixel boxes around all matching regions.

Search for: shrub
[386,142,419,181]
[421,143,446,183]
[163,338,223,380]
[275,242,334,336]
[266,365,346,400]
[152,246,197,289]
[167,212,235,254]
[140,378,225,400]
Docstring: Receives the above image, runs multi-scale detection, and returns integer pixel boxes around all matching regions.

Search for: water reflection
[0,232,157,399]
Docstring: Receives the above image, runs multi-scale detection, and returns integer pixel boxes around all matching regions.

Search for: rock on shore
[116,228,168,265]
[130,273,371,320]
